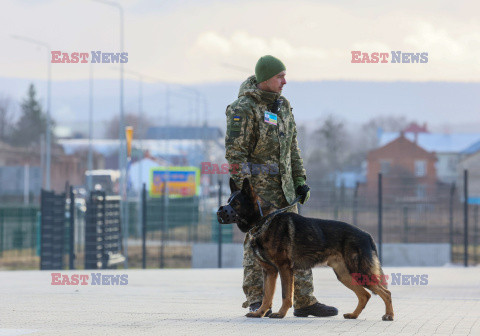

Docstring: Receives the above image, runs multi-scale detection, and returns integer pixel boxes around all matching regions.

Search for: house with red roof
[366,133,438,200]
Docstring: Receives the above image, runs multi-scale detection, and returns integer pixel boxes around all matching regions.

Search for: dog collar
[248,195,302,238]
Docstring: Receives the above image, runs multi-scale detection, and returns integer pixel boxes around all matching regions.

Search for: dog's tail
[345,233,387,291]
[368,234,387,289]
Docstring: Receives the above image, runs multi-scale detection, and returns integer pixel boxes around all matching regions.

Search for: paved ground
[0,267,479,336]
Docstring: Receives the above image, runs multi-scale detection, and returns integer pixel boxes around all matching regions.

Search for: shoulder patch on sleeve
[230,115,242,132]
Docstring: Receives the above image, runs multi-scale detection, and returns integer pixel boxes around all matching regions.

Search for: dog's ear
[241,178,256,200]
[229,177,239,193]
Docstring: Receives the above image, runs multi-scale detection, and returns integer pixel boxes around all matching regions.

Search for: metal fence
[0,190,83,270]
[0,206,39,269]
[301,170,480,265]
[1,170,479,270]
[124,188,216,269]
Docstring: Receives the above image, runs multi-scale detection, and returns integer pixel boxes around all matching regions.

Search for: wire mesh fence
[301,171,480,265]
[1,170,479,270]
[123,192,223,269]
[0,206,39,269]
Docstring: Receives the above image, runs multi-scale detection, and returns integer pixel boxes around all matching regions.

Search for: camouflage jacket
[225,75,306,206]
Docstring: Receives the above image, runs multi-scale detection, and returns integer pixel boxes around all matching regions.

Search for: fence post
[101,192,107,270]
[449,183,455,262]
[464,169,468,267]
[353,182,359,226]
[160,182,166,269]
[337,180,344,219]
[39,190,44,270]
[142,183,147,269]
[474,205,478,266]
[217,179,223,269]
[69,186,75,270]
[0,209,3,258]
[36,211,41,257]
[378,173,383,264]
[194,196,199,242]
[403,206,408,243]
[30,208,35,257]
[332,186,338,220]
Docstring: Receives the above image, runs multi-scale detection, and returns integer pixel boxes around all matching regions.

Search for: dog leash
[260,195,302,223]
[248,195,302,237]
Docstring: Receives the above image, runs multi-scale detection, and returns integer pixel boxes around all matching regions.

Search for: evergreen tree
[11,84,51,147]
[0,95,14,143]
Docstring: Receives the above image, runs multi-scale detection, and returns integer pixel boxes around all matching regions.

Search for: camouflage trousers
[241,205,318,310]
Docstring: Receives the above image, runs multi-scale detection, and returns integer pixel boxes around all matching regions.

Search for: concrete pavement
[0,267,479,335]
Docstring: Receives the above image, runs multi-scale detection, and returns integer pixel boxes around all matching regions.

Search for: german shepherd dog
[217,178,394,321]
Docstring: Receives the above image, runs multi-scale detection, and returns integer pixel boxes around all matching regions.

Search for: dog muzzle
[217,190,242,224]
[216,204,240,224]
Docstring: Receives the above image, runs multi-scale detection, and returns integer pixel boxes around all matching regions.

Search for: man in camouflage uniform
[224,55,338,317]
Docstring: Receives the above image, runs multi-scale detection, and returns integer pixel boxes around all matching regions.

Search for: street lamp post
[122,70,144,236]
[11,35,52,190]
[87,62,94,192]
[92,0,127,268]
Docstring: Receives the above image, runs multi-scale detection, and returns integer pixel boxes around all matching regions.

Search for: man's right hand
[295,184,310,204]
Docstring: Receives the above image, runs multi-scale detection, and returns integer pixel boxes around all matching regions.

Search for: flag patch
[264,111,277,126]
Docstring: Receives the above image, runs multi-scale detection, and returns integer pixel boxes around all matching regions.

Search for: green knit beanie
[255,55,286,83]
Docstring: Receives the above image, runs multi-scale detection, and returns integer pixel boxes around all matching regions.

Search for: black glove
[295,184,310,204]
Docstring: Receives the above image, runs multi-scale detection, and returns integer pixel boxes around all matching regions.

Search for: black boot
[249,302,272,317]
[293,302,338,317]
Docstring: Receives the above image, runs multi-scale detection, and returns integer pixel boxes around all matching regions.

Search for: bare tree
[360,115,411,150]
[307,114,349,181]
[306,114,416,182]
[104,112,153,139]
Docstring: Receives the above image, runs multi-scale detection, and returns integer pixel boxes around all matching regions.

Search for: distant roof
[58,139,209,156]
[462,140,480,155]
[379,132,480,153]
[58,139,215,167]
[146,126,223,140]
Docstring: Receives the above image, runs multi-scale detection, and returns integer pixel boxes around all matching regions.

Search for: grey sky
[1,0,479,83]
